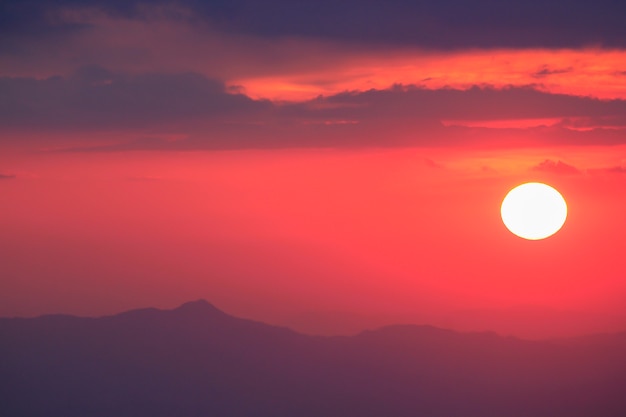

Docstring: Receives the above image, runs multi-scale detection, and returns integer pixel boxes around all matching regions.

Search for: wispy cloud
[531,65,573,78]
[589,165,626,175]
[531,159,581,175]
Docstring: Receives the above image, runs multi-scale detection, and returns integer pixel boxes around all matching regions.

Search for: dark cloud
[531,66,574,79]
[0,0,160,37]
[0,173,16,179]
[209,0,626,49]
[4,71,626,150]
[2,0,626,49]
[54,121,626,151]
[0,67,269,130]
[531,160,581,175]
[287,84,626,122]
[557,116,626,129]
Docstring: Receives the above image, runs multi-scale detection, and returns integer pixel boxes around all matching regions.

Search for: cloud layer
[2,1,626,151]
[2,67,626,150]
[3,0,626,48]
[0,67,267,130]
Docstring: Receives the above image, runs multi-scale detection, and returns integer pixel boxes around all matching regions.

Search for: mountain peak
[174,299,223,314]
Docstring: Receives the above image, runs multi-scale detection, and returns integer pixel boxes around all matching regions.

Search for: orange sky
[2,147,626,338]
[231,48,626,102]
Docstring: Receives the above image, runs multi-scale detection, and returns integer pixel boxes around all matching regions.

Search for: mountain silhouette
[2,300,625,417]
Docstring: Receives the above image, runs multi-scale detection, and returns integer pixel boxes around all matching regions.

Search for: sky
[1,0,626,339]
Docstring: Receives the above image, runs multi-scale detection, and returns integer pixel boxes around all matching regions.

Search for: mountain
[2,300,626,417]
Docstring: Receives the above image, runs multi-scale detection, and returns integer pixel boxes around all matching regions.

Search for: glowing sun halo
[501,182,567,240]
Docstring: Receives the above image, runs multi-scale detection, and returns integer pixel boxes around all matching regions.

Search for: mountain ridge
[2,300,625,417]
[6,299,624,342]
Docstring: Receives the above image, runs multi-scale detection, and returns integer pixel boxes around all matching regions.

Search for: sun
[501,182,567,240]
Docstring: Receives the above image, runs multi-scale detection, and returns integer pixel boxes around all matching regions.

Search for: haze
[2,0,626,339]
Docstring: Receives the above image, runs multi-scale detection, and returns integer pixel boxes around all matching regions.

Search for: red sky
[1,0,626,339]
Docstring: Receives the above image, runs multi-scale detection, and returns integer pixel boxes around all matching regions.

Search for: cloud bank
[3,0,626,49]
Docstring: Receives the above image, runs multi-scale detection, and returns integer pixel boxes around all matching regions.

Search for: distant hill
[2,300,626,417]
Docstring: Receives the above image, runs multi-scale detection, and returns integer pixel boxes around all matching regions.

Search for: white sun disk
[501,182,567,240]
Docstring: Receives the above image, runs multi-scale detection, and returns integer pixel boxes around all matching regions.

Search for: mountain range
[2,300,626,416]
